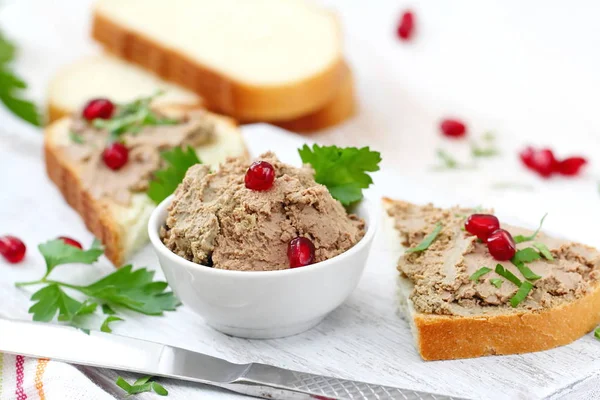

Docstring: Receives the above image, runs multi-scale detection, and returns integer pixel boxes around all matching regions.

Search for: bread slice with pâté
[46,54,356,132]
[92,0,345,121]
[45,101,248,267]
[382,198,600,361]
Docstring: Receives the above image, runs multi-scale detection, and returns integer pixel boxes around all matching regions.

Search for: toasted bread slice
[382,197,600,360]
[46,55,356,132]
[92,0,345,121]
[45,106,248,266]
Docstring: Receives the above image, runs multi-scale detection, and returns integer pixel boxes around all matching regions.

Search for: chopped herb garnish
[116,376,168,396]
[147,146,201,204]
[510,281,534,307]
[469,267,492,282]
[471,145,499,158]
[100,316,124,333]
[298,144,381,205]
[595,327,600,340]
[69,132,85,144]
[511,248,542,281]
[494,264,522,287]
[533,242,554,261]
[490,278,504,288]
[514,213,548,244]
[406,223,443,253]
[92,92,178,142]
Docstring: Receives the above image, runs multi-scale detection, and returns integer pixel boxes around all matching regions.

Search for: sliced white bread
[46,55,356,132]
[92,0,345,121]
[45,106,248,266]
[382,197,600,361]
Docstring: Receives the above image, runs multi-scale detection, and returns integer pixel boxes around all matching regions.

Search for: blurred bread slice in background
[47,55,356,132]
[92,0,345,121]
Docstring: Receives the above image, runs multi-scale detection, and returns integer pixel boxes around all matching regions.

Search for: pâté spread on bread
[161,152,367,271]
[387,201,600,316]
[59,96,216,206]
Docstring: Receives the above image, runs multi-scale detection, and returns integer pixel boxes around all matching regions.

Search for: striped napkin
[0,354,114,400]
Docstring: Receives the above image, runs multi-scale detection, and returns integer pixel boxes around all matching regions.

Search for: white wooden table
[1,1,600,399]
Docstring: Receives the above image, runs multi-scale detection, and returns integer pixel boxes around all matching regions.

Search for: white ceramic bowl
[148,195,377,339]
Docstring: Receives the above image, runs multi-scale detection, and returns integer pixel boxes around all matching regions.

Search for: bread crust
[91,11,345,121]
[45,131,126,266]
[382,197,600,361]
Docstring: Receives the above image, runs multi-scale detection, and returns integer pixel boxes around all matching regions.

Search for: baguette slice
[382,197,600,360]
[46,55,356,132]
[45,106,248,266]
[92,0,345,121]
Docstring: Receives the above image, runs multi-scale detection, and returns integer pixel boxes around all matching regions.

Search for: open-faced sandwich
[44,95,248,266]
[383,198,600,360]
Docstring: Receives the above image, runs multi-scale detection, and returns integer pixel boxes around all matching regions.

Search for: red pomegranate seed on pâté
[440,119,467,138]
[102,143,129,170]
[288,237,316,268]
[82,98,115,121]
[245,161,275,191]
[58,236,83,249]
[486,229,516,261]
[465,214,500,241]
[396,10,415,41]
[556,157,587,176]
[0,235,26,264]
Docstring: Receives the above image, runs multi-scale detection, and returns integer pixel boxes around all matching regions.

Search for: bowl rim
[148,194,378,278]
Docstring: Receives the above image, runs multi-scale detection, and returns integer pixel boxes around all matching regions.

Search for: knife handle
[225,363,465,400]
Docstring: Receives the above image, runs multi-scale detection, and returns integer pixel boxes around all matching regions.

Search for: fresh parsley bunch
[15,238,180,332]
[298,144,381,205]
[0,31,40,126]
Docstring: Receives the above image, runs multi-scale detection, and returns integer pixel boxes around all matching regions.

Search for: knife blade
[0,318,467,400]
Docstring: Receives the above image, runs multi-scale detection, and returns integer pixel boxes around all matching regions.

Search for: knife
[0,318,466,400]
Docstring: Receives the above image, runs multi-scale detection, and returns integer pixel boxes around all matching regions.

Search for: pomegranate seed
[82,98,115,121]
[396,10,415,41]
[0,235,26,264]
[288,237,316,268]
[486,229,516,261]
[465,214,500,241]
[102,143,129,170]
[519,147,558,178]
[440,119,467,138]
[58,236,83,249]
[557,157,587,176]
[245,161,275,191]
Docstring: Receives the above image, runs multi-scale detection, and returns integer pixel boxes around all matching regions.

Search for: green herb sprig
[406,223,443,253]
[469,267,492,282]
[0,31,41,126]
[510,281,534,307]
[147,146,201,204]
[494,264,522,287]
[15,239,180,330]
[298,144,381,205]
[116,376,168,396]
[514,214,548,244]
[511,248,542,281]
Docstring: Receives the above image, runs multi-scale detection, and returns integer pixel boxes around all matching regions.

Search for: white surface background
[1,1,600,399]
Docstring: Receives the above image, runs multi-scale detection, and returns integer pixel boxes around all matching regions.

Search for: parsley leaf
[595,327,600,340]
[100,316,123,333]
[406,223,443,253]
[469,267,492,282]
[494,264,522,287]
[510,281,535,307]
[298,144,381,205]
[116,376,168,396]
[514,213,548,244]
[38,239,103,275]
[16,238,180,331]
[0,32,41,126]
[490,278,504,288]
[147,146,201,204]
[533,242,554,260]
